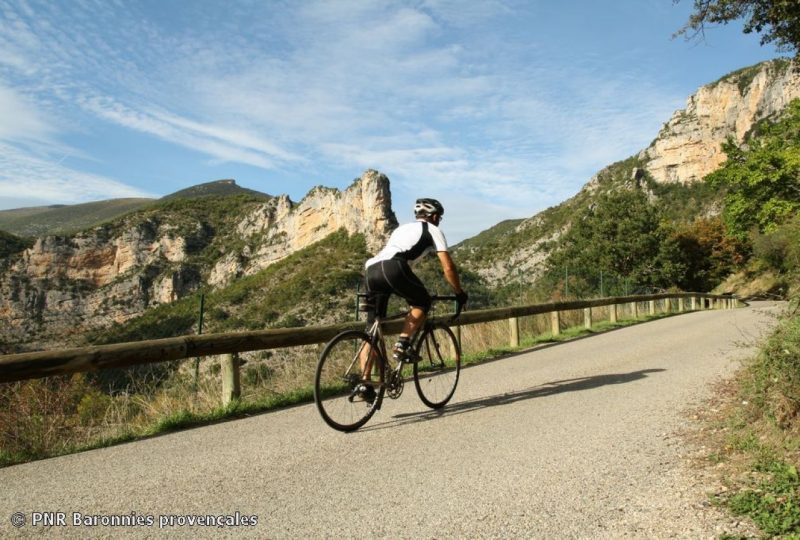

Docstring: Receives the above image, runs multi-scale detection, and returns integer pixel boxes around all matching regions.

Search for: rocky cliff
[643,59,800,184]
[0,170,397,352]
[208,170,396,287]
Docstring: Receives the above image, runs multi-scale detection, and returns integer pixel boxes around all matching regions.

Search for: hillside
[160,179,272,201]
[456,59,799,293]
[0,198,154,237]
[88,229,369,345]
[0,231,32,262]
[0,179,272,238]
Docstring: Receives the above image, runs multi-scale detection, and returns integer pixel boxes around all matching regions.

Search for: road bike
[314,295,463,432]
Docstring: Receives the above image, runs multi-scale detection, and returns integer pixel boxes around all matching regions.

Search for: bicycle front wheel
[413,323,461,409]
[314,330,384,432]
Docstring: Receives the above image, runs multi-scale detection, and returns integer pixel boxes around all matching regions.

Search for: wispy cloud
[0,142,155,205]
[0,82,52,141]
[78,95,304,169]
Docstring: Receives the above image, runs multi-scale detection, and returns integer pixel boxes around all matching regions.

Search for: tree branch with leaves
[675,0,800,60]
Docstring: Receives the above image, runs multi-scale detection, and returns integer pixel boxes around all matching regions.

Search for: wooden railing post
[649,300,656,316]
[510,317,520,348]
[678,297,685,312]
[609,304,618,324]
[584,308,592,329]
[691,297,697,310]
[551,311,560,336]
[665,297,672,313]
[221,353,241,406]
[630,301,638,319]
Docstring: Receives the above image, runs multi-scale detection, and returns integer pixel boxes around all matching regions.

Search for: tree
[545,189,684,297]
[676,0,800,60]
[707,99,800,240]
[668,217,746,291]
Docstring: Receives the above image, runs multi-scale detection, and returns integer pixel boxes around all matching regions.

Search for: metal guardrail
[0,292,739,385]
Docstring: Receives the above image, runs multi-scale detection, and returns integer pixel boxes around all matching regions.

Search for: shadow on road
[362,368,666,433]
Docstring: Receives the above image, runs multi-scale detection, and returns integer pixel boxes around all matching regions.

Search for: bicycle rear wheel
[314,330,384,432]
[413,323,460,409]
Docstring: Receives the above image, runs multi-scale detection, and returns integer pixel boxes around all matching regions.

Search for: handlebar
[430,294,466,320]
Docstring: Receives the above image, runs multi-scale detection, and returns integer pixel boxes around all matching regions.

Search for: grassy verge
[0,309,687,468]
[460,313,671,367]
[698,303,800,538]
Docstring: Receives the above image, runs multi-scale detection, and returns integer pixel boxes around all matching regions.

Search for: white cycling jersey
[365,220,448,268]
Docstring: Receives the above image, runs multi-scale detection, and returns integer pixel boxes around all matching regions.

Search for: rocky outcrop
[209,170,396,286]
[643,59,800,184]
[0,170,397,352]
[0,218,201,352]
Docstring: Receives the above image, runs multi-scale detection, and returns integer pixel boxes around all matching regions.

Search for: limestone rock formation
[642,60,800,184]
[209,169,397,287]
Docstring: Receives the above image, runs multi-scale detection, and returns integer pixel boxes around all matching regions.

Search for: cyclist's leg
[376,260,431,330]
[380,259,432,358]
[361,270,390,382]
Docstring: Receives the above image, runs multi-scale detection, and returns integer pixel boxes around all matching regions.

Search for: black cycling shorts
[363,259,432,324]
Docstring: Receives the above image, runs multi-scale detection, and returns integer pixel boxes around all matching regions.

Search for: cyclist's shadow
[361,368,666,432]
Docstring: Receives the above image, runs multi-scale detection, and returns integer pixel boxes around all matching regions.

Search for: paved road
[0,301,784,539]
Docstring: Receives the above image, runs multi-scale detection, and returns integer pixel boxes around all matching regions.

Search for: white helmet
[414,198,444,218]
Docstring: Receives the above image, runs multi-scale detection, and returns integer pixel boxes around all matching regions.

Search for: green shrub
[753,215,800,275]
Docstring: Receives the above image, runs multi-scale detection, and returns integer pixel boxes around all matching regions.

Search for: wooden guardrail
[0,293,739,391]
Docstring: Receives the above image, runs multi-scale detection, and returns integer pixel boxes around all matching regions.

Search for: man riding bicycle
[359,198,468,402]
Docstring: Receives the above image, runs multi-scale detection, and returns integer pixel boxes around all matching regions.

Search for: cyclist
[358,198,468,402]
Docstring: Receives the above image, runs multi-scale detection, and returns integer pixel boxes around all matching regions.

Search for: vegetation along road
[0,301,783,538]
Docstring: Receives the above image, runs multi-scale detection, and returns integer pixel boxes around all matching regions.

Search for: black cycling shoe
[357,383,377,404]
[392,341,416,363]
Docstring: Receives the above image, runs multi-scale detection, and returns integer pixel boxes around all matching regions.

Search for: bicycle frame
[359,298,457,400]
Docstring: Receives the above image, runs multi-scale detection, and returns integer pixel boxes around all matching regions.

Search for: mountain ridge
[0,179,273,238]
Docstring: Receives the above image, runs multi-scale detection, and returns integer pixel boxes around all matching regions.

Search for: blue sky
[0,0,783,243]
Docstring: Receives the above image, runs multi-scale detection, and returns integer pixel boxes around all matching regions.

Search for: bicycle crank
[386,369,404,399]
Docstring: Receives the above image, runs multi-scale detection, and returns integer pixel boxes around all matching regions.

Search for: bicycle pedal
[400,352,420,364]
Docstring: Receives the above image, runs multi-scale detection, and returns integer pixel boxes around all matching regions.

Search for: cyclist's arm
[437,251,464,294]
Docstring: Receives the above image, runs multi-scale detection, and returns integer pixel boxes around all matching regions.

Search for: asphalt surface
[0,301,784,539]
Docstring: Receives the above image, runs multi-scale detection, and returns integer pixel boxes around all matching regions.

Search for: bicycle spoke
[315,331,383,431]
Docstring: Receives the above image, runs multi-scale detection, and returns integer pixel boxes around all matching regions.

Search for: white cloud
[0,82,52,141]
[79,95,304,170]
[0,142,154,207]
